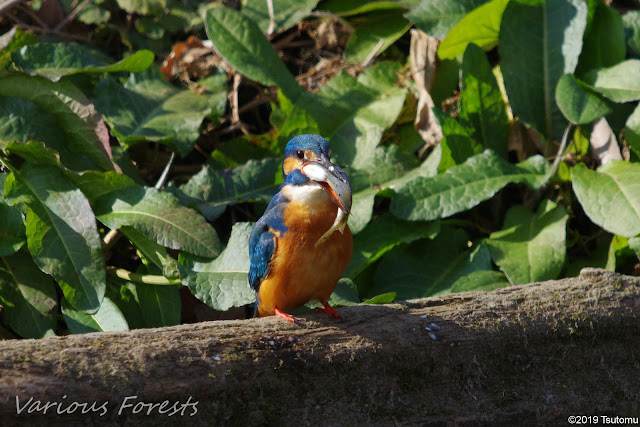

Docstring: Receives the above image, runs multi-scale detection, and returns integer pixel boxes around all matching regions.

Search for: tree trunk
[1,268,639,424]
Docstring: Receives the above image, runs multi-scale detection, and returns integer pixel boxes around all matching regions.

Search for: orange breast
[256,199,353,317]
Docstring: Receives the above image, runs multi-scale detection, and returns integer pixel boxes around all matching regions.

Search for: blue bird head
[281,134,351,214]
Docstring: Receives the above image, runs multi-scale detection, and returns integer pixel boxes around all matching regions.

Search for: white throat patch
[282,183,330,211]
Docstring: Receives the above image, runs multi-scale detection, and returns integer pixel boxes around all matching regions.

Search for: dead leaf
[410,29,442,147]
[507,120,543,162]
[590,117,622,165]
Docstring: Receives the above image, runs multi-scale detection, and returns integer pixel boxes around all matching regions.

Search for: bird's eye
[296,149,305,159]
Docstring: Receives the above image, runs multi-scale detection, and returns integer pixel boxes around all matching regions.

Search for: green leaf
[499,0,587,140]
[0,98,100,171]
[629,236,640,260]
[450,270,509,292]
[572,161,640,237]
[322,0,407,16]
[241,0,319,33]
[575,1,625,76]
[390,150,549,221]
[94,69,227,157]
[135,281,181,327]
[348,144,442,233]
[623,11,640,58]
[368,226,492,299]
[13,43,154,82]
[4,164,106,313]
[0,251,57,338]
[116,0,166,15]
[625,103,640,157]
[437,0,509,60]
[179,222,255,311]
[344,10,411,63]
[486,201,568,284]
[94,186,222,258]
[120,226,179,280]
[555,74,612,125]
[73,170,137,204]
[407,0,489,40]
[203,6,303,102]
[62,296,128,334]
[279,62,407,169]
[584,60,640,103]
[328,278,360,307]
[345,214,440,278]
[459,43,509,158]
[0,28,38,69]
[0,73,114,171]
[434,109,482,172]
[172,158,280,221]
[0,173,25,256]
[362,292,396,304]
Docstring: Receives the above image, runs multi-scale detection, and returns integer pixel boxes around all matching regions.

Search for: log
[1,268,639,424]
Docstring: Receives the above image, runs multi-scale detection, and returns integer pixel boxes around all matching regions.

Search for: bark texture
[1,268,639,425]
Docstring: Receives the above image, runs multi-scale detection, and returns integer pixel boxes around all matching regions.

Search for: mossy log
[1,268,639,424]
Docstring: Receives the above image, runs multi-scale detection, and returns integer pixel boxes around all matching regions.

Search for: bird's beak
[301,156,352,215]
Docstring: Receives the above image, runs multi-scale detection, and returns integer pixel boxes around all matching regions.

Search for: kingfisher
[249,134,353,324]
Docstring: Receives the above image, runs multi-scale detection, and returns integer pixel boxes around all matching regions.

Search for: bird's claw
[274,307,299,324]
[316,301,342,319]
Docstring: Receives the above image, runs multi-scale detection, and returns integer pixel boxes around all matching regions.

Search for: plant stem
[107,267,181,285]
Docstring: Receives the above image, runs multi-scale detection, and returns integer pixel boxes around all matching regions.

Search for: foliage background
[0,0,639,338]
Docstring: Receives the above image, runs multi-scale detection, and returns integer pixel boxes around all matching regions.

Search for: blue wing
[248,217,276,291]
[248,192,289,292]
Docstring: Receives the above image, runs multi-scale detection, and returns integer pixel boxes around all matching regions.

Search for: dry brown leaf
[410,29,442,147]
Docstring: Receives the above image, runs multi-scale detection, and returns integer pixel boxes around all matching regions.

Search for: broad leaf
[344,10,412,63]
[241,0,319,34]
[172,158,280,221]
[625,103,640,157]
[0,173,25,256]
[555,74,612,125]
[121,226,179,280]
[0,251,57,338]
[575,1,625,76]
[450,270,509,292]
[116,0,166,15]
[438,0,509,60]
[459,43,509,158]
[348,144,442,233]
[13,43,153,82]
[622,11,640,58]
[179,222,254,311]
[345,214,440,278]
[322,0,407,16]
[3,164,106,313]
[94,69,227,156]
[0,73,114,171]
[390,150,549,221]
[279,62,407,169]
[584,60,640,103]
[486,201,568,284]
[368,226,492,299]
[62,296,129,334]
[572,161,640,237]
[500,0,587,140]
[434,109,483,172]
[203,6,303,102]
[407,0,489,40]
[94,186,222,258]
[135,281,181,327]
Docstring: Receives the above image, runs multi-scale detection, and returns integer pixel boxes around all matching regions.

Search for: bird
[248,134,353,324]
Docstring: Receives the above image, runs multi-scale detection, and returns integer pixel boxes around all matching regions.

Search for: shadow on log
[1,268,639,424]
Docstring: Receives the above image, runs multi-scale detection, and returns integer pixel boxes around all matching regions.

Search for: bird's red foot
[316,300,342,319]
[274,307,299,324]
